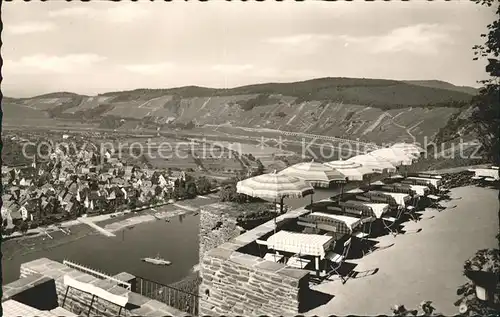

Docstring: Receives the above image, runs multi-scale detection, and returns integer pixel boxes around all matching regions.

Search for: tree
[253,159,265,176]
[196,176,213,195]
[218,177,248,203]
[186,181,198,199]
[19,221,29,235]
[470,0,500,163]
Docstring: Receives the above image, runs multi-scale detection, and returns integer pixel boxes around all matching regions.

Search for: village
[0,132,217,237]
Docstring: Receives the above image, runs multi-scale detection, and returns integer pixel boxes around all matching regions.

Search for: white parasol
[278,160,347,188]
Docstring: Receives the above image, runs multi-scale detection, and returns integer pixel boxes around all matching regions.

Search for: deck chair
[381,207,405,237]
[287,254,311,269]
[325,238,352,284]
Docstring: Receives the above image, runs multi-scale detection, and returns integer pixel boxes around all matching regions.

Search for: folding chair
[427,194,445,211]
[287,254,310,269]
[352,219,373,256]
[405,195,420,222]
[382,206,405,237]
[264,252,284,263]
[324,238,352,284]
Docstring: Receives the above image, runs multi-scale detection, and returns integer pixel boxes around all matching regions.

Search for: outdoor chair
[381,207,405,237]
[404,195,421,222]
[263,252,284,263]
[352,220,373,256]
[286,254,311,269]
[324,238,352,284]
[427,194,446,211]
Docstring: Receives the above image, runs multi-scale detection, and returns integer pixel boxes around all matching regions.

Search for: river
[2,212,200,286]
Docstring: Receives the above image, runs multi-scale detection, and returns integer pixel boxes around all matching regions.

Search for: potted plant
[455,248,500,314]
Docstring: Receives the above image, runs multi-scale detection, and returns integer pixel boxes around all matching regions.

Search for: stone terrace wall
[199,207,311,316]
[19,258,184,317]
[199,203,242,263]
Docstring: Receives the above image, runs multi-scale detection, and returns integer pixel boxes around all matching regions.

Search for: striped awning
[266,231,334,259]
[391,143,424,156]
[323,160,374,181]
[236,172,314,200]
[279,160,347,188]
[347,154,397,174]
[369,148,415,166]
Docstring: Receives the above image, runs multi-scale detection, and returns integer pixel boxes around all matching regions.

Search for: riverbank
[1,201,189,242]
[2,210,202,285]
[104,208,191,233]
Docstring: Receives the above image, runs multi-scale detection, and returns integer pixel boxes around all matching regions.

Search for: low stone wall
[441,170,491,189]
[18,258,184,317]
[199,203,242,263]
[199,207,311,316]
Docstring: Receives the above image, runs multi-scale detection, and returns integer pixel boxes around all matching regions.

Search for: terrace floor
[307,186,499,316]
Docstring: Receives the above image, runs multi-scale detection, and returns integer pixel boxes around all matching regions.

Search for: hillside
[2,77,476,144]
[403,80,478,95]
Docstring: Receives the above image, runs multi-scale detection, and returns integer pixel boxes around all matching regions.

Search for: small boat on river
[141,253,171,266]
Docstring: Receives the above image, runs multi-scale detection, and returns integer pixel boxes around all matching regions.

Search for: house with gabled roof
[19,178,33,187]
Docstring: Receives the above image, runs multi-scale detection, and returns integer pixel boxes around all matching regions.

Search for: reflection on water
[2,214,200,285]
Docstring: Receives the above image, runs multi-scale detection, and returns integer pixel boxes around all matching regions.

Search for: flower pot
[475,284,488,301]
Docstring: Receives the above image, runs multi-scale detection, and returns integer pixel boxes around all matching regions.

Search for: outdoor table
[354,202,390,218]
[407,177,441,188]
[408,184,429,196]
[308,212,364,233]
[378,191,411,207]
[266,231,335,272]
[473,168,499,180]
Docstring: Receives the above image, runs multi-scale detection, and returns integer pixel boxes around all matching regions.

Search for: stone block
[108,285,129,296]
[220,265,239,276]
[234,275,249,283]
[246,292,268,304]
[92,279,116,291]
[229,254,260,268]
[144,309,171,317]
[65,270,86,279]
[130,305,153,316]
[128,292,151,306]
[277,268,309,280]
[75,274,97,284]
[220,242,243,251]
[144,299,170,311]
[254,260,285,273]
[46,261,68,271]
[113,272,135,282]
[206,247,233,260]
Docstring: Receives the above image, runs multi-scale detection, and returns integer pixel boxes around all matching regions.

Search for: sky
[2,1,497,98]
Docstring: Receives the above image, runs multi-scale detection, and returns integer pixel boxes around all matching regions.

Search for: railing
[62,260,131,290]
[135,276,200,316]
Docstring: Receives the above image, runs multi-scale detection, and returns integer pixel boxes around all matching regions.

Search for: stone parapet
[199,206,311,315]
[19,258,185,317]
[199,203,243,262]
